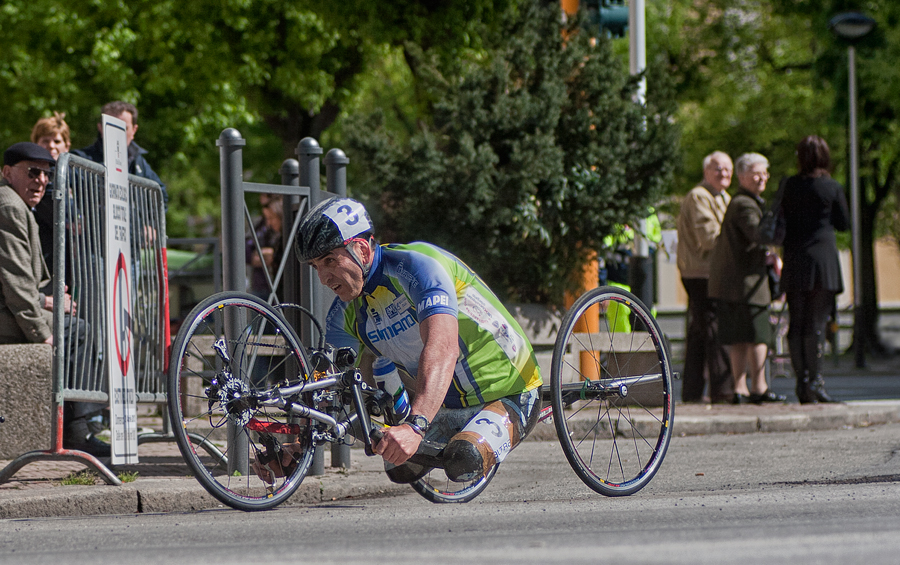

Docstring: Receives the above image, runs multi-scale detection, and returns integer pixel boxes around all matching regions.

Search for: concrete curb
[673,401,900,436]
[0,472,410,520]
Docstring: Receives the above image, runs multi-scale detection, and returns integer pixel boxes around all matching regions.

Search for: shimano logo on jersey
[418,294,449,311]
[366,312,417,343]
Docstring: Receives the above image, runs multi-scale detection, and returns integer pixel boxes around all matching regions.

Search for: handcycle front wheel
[551,286,674,497]
[167,292,317,511]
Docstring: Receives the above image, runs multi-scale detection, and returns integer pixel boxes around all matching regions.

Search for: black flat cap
[3,142,55,167]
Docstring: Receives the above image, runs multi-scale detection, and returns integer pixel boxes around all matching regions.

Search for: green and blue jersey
[324,242,542,408]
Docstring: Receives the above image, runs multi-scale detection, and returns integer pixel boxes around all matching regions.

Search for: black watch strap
[405,415,429,437]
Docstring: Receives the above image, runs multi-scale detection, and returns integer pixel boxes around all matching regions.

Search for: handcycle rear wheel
[411,464,498,503]
[551,286,674,496]
[167,292,317,511]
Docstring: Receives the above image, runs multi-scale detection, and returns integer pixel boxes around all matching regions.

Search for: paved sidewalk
[1,354,897,520]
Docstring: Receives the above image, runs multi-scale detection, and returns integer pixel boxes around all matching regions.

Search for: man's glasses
[16,165,53,180]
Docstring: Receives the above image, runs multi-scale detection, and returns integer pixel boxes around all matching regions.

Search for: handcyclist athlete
[261,197,542,484]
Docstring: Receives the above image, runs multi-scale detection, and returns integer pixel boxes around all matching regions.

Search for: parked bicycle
[167,286,674,511]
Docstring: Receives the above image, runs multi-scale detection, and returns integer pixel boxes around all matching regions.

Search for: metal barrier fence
[0,153,168,485]
[52,154,169,406]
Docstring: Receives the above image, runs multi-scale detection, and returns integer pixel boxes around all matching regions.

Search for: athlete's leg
[384,387,541,484]
[443,387,540,482]
[384,404,481,484]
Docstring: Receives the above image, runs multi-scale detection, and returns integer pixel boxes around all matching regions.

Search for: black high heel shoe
[732,393,751,405]
[749,390,787,404]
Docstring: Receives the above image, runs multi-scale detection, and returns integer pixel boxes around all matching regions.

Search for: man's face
[98,111,138,145]
[309,246,365,302]
[2,159,51,208]
[703,155,733,194]
[737,163,769,196]
[36,133,70,160]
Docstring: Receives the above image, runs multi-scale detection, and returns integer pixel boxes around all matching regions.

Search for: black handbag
[758,177,787,245]
[767,263,783,300]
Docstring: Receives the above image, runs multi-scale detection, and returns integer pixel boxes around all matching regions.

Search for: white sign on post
[103,114,138,465]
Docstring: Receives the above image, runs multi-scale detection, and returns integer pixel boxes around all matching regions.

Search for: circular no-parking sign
[112,251,132,375]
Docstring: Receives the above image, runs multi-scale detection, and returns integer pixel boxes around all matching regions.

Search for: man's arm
[374,313,458,466]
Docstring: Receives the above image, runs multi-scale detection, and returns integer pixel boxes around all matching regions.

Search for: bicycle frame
[245,367,381,456]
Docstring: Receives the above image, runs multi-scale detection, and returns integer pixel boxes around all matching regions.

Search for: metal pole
[217,128,249,475]
[324,147,352,469]
[281,158,300,322]
[296,138,327,475]
[627,0,653,308]
[218,128,248,294]
[51,154,71,451]
[325,149,349,198]
[629,0,647,105]
[848,45,866,368]
[297,138,324,349]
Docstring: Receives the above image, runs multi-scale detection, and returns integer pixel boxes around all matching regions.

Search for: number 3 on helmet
[295,197,374,263]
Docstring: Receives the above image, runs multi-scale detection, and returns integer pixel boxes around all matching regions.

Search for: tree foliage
[342,0,678,304]
[648,0,837,189]
[0,0,514,237]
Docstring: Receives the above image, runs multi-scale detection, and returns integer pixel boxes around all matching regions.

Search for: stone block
[0,344,53,458]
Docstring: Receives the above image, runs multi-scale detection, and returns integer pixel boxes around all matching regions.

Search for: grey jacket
[0,182,52,343]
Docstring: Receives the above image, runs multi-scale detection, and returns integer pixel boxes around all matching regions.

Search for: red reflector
[246,418,302,435]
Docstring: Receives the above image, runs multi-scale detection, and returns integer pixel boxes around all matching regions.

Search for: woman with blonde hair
[30,112,71,159]
[30,112,72,267]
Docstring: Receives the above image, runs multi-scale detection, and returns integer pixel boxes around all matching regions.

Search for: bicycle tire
[167,292,316,511]
[411,464,499,503]
[551,286,674,496]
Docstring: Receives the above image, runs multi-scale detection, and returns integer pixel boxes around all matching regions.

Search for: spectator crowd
[676,136,850,406]
[0,102,165,457]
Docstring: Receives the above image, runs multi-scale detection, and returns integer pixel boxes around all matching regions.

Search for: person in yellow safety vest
[599,214,661,332]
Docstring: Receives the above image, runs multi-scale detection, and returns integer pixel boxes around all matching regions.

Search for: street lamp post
[829,12,875,369]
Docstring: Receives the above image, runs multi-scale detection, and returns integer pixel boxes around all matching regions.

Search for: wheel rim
[169,294,314,509]
[552,287,674,496]
[412,464,498,503]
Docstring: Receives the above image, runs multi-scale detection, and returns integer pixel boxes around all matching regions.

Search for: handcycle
[167,286,675,511]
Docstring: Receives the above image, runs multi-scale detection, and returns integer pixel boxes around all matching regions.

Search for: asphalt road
[3,423,900,565]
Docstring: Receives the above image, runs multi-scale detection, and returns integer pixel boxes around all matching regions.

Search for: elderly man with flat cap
[0,142,60,344]
[0,142,107,455]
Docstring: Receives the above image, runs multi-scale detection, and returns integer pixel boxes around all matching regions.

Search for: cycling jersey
[324,242,542,408]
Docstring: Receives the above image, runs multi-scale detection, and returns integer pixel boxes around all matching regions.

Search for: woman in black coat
[781,135,850,403]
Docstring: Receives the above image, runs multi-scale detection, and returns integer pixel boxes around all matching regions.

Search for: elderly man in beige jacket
[0,142,107,456]
[676,151,734,403]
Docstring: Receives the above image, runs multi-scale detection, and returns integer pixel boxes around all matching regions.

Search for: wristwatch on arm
[405,414,429,437]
